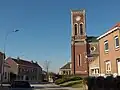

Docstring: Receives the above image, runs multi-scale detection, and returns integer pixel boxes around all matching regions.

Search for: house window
[96,69,99,74]
[97,69,99,74]
[74,24,77,35]
[4,72,7,79]
[31,69,33,72]
[105,61,111,74]
[21,76,23,80]
[63,71,65,74]
[19,68,21,72]
[114,36,119,48]
[80,24,83,35]
[22,69,24,72]
[104,40,109,52]
[91,69,94,75]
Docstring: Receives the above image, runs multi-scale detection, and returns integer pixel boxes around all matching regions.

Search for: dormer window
[74,24,77,35]
[80,24,83,35]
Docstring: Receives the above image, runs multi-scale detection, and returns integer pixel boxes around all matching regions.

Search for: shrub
[55,76,83,85]
[69,76,82,81]
[61,80,83,87]
[96,76,104,88]
[55,77,69,84]
[115,76,120,89]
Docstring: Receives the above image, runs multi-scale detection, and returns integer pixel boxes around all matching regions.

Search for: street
[31,83,82,90]
[0,83,84,90]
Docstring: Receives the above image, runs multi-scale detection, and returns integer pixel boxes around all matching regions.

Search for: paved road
[0,83,84,90]
[31,83,83,90]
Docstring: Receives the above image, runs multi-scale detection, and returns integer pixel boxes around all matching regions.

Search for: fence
[86,76,120,90]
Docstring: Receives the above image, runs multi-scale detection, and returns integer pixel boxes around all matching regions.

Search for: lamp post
[1,30,19,86]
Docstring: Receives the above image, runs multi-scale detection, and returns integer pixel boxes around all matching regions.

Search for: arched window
[80,24,83,35]
[74,24,77,35]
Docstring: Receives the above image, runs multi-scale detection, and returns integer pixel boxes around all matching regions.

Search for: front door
[117,61,120,75]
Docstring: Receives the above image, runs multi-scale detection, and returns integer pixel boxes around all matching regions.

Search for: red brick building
[97,23,120,77]
[71,9,99,76]
[6,57,42,82]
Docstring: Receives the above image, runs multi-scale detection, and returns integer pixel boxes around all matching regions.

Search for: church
[71,9,99,76]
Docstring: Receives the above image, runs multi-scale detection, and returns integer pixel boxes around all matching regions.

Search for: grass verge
[60,80,84,88]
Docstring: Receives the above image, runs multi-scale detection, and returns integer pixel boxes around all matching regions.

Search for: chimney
[31,60,34,63]
[17,57,20,60]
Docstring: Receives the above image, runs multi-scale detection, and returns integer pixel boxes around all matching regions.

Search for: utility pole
[44,60,50,82]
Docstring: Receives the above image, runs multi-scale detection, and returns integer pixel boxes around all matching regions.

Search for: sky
[0,0,120,73]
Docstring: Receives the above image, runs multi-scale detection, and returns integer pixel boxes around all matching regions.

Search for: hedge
[55,76,82,85]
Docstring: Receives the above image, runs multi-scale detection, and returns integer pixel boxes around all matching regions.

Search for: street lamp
[1,30,19,86]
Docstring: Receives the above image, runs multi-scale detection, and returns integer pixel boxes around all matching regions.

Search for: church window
[74,24,77,35]
[80,24,83,35]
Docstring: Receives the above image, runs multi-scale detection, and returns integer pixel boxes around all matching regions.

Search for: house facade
[87,37,100,76]
[97,23,120,77]
[3,61,10,82]
[59,62,71,75]
[0,52,10,83]
[6,57,42,82]
[71,9,99,76]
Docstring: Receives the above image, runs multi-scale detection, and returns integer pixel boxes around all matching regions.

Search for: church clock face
[75,16,81,21]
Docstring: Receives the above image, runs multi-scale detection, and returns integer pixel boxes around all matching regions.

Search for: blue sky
[0,0,120,73]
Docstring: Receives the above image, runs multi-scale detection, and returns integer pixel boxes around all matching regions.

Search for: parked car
[9,81,34,90]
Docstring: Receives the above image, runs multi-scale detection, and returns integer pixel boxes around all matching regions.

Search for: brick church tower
[71,9,88,75]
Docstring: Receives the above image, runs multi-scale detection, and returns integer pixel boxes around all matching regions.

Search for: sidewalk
[0,87,9,90]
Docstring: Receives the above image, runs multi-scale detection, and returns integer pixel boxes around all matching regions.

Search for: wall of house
[99,29,120,76]
[59,69,71,75]
[3,64,10,82]
[87,42,99,76]
[89,56,99,76]
[37,67,42,82]
[0,53,4,81]
[17,64,42,82]
[6,58,18,75]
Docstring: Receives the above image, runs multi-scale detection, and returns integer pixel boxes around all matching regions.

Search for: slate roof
[60,62,71,69]
[11,57,40,68]
[87,36,98,42]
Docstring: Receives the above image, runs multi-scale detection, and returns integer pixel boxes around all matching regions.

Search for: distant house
[59,62,71,75]
[0,52,10,83]
[6,57,42,82]
[3,61,10,82]
[42,70,47,81]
